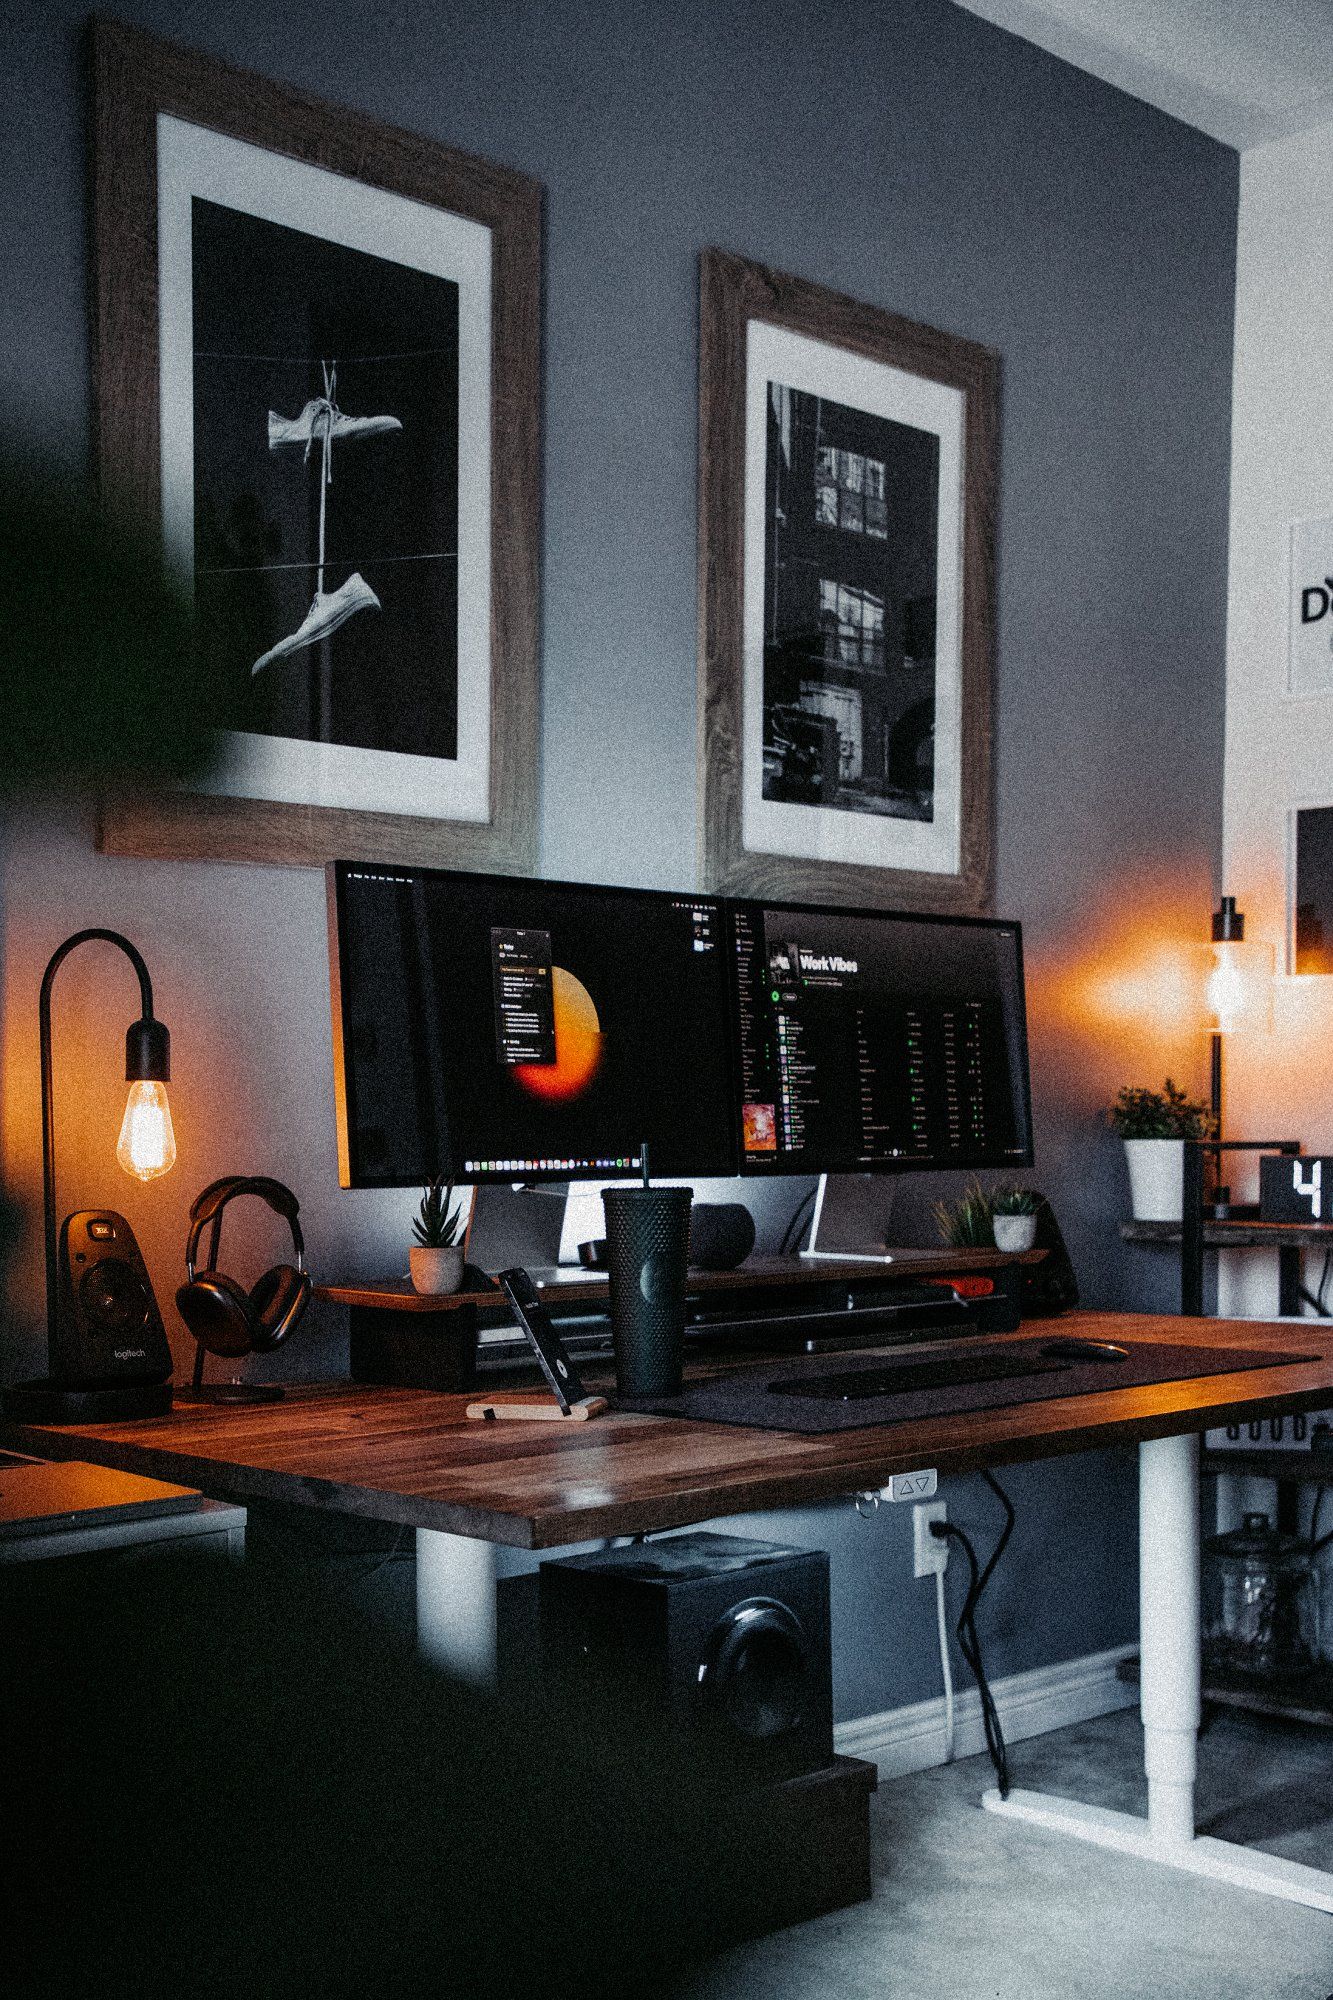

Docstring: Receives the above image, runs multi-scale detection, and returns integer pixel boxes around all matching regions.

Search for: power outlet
[913,1499,949,1578]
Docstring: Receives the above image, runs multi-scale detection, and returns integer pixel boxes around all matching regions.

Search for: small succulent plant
[412,1178,464,1249]
[990,1184,1041,1217]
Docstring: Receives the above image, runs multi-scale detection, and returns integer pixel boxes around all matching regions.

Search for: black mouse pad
[613,1336,1318,1434]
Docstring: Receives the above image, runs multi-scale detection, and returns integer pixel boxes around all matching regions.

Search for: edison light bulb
[1205,946,1246,1034]
[116,1079,177,1181]
[1205,939,1274,1036]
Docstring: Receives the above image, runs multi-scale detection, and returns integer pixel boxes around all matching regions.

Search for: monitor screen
[730,900,1032,1177]
[329,864,735,1186]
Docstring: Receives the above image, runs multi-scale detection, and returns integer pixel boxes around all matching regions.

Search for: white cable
[935,1564,955,1764]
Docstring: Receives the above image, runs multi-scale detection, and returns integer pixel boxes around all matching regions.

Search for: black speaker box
[540,1530,833,1786]
[689,1202,756,1271]
[52,1210,172,1386]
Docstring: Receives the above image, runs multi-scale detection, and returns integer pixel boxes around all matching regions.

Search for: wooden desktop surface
[4,1311,1332,1549]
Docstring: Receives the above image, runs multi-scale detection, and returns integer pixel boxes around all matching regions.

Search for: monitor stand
[800,1175,899,1263]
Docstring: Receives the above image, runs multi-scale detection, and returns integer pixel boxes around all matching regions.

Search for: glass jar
[1203,1512,1319,1678]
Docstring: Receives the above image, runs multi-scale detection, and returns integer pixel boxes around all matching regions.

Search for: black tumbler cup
[601,1185,693,1396]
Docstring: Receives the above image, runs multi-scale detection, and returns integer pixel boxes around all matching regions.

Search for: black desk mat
[613,1336,1317,1434]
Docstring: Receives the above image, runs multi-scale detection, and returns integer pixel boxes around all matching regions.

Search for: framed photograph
[1290,803,1333,973]
[91,21,541,871]
[698,249,998,913]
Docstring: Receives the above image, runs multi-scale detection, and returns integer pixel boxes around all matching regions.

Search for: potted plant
[933,1180,995,1248]
[1106,1080,1215,1223]
[990,1185,1042,1252]
[409,1179,466,1295]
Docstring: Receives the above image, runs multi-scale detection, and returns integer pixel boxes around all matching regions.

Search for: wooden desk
[4,1303,1332,1915]
[1,1309,1328,1550]
[4,1308,1332,1546]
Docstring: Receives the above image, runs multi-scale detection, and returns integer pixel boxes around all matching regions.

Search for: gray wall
[0,0,1237,1718]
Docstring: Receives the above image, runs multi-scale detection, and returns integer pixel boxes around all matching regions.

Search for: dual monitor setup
[328,862,1034,1235]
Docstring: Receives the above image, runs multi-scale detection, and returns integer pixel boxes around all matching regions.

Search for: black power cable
[779,1185,817,1256]
[934,1470,1016,1797]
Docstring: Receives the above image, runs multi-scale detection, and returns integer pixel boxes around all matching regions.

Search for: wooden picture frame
[91,19,542,873]
[697,248,998,914]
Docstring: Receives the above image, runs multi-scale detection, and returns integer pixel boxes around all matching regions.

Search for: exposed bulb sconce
[1207,897,1273,1041]
[1205,899,1274,1199]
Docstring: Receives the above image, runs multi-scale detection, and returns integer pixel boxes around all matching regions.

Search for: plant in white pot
[409,1179,466,1295]
[1107,1080,1215,1224]
[990,1185,1042,1252]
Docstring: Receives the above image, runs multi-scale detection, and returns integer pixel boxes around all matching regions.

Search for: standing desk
[5,1306,1333,1916]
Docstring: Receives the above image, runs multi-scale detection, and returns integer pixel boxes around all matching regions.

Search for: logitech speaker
[52,1210,173,1388]
[540,1531,833,1786]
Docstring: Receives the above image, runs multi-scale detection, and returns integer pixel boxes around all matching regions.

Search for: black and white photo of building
[761,382,940,821]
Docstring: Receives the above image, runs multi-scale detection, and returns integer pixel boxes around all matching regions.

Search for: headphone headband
[185,1176,305,1280]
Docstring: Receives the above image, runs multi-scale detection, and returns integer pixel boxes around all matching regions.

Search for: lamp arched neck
[40,928,155,1022]
[39,928,162,1361]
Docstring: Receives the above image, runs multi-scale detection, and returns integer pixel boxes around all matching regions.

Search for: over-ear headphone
[176,1176,311,1362]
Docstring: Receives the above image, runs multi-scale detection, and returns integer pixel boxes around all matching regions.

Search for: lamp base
[2,1377,173,1422]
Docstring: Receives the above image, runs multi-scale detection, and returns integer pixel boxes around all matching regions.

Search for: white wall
[1221,115,1333,1316]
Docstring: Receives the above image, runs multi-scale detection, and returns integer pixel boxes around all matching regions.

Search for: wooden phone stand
[466,1394,608,1422]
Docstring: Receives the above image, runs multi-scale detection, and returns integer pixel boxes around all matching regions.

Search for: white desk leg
[415,1529,498,1687]
[983,1430,1333,1914]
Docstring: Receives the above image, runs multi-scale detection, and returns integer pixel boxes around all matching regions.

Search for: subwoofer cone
[703,1597,810,1742]
[79,1257,150,1332]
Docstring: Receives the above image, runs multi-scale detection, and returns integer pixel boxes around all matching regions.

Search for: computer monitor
[328,863,735,1187]
[729,899,1032,1177]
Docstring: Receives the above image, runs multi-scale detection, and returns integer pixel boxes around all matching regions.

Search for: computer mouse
[1040,1338,1128,1364]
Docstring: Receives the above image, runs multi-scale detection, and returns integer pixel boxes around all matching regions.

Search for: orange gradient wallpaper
[512,966,604,1103]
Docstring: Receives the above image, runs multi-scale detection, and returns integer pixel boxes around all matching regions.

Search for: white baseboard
[833,1642,1138,1782]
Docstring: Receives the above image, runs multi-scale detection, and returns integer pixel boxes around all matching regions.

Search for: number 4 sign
[1259,1153,1333,1224]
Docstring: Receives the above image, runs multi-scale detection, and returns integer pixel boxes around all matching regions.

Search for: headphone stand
[176,1381,285,1405]
[176,1340,285,1405]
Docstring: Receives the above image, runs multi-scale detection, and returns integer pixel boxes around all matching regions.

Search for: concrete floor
[682,1708,1333,2000]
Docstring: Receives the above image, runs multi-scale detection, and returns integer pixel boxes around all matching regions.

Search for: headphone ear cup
[175,1273,256,1358]
[247,1264,311,1351]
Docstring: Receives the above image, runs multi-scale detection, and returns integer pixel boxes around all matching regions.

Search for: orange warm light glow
[1080,938,1207,1037]
[115,1079,176,1181]
[1024,884,1219,1112]
[512,967,603,1103]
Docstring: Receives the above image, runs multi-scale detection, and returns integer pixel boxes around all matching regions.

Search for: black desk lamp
[4,929,177,1421]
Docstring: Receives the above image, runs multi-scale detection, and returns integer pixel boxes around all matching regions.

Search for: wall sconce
[5,928,177,1421]
[1206,897,1274,1129]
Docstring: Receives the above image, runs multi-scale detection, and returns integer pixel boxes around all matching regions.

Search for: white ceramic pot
[993,1213,1038,1253]
[1123,1138,1184,1223]
[409,1244,465,1295]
